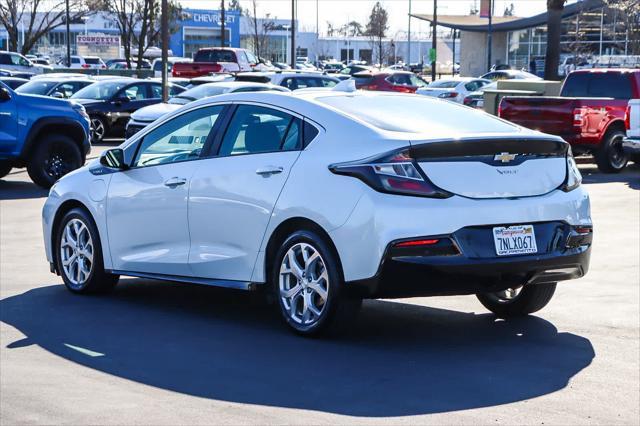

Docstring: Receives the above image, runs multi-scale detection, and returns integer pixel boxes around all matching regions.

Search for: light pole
[431,0,437,81]
[407,0,411,67]
[161,0,168,102]
[220,0,226,47]
[290,0,296,68]
[65,0,71,67]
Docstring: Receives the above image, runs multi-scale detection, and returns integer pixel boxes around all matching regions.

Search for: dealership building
[412,0,637,76]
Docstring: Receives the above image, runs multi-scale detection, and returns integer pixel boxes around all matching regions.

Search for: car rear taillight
[463,96,473,106]
[395,239,439,247]
[625,104,631,130]
[438,92,458,99]
[573,107,588,127]
[497,100,503,117]
[329,149,452,198]
[391,86,415,93]
[81,64,90,69]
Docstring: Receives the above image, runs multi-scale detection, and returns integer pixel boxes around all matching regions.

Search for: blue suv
[0,81,91,188]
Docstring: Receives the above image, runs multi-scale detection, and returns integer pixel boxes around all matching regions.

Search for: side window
[71,57,80,64]
[303,121,319,147]
[122,84,149,100]
[169,84,184,96]
[320,78,337,87]
[151,84,162,98]
[282,118,301,151]
[218,105,298,156]
[57,83,75,98]
[0,54,11,65]
[339,67,351,75]
[282,78,298,90]
[133,106,224,167]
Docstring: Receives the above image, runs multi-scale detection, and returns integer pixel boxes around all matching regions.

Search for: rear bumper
[622,137,640,156]
[347,222,592,299]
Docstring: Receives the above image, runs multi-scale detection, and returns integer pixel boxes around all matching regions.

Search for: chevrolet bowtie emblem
[494,152,517,163]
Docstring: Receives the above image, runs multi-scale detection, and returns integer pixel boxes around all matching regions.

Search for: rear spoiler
[410,138,569,159]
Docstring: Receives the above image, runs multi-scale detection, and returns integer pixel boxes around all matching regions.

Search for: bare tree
[0,0,90,54]
[244,0,274,60]
[365,1,389,67]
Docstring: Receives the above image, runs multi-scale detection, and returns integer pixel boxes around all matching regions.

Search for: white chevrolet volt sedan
[42,89,592,335]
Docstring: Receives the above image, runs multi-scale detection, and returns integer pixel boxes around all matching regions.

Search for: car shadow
[580,162,640,190]
[0,175,48,200]
[0,280,595,417]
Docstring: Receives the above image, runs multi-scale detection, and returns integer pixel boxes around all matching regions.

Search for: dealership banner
[77,34,121,59]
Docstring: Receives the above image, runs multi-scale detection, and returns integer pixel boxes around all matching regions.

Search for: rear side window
[303,121,319,147]
[562,72,632,99]
[320,78,337,87]
[0,54,10,65]
[218,105,299,155]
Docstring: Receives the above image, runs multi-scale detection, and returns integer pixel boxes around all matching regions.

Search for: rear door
[188,103,302,281]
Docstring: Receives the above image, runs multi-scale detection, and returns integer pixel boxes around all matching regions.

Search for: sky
[181,0,559,35]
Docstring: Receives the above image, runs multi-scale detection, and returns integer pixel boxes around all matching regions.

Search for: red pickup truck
[172,48,257,78]
[499,69,640,173]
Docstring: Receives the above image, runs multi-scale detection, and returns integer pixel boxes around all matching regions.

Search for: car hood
[71,98,106,108]
[20,92,74,107]
[131,103,181,122]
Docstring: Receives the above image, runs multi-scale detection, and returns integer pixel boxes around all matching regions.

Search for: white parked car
[0,51,51,74]
[417,78,491,103]
[622,99,640,162]
[57,55,106,69]
[42,90,592,335]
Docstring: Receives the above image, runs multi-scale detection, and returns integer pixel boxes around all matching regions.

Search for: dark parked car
[353,71,428,93]
[335,64,373,80]
[0,76,29,89]
[105,58,152,69]
[16,77,94,98]
[70,78,185,142]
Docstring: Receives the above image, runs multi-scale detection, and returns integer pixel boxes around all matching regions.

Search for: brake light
[81,64,90,69]
[438,92,458,99]
[497,100,503,117]
[625,104,631,130]
[463,96,473,106]
[329,149,452,198]
[391,86,414,93]
[395,239,440,247]
[573,107,588,127]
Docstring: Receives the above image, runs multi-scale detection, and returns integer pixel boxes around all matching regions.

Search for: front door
[110,83,157,134]
[188,104,302,281]
[0,83,18,156]
[106,105,225,275]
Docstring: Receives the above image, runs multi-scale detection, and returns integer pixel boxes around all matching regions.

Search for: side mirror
[0,87,11,101]
[100,148,128,170]
[51,92,64,99]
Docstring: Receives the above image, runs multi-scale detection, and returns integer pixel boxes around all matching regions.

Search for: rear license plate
[493,225,538,256]
[476,99,484,108]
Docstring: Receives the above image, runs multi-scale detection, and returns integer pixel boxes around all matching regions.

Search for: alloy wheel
[60,218,94,288]
[91,118,105,142]
[279,243,329,326]
[495,287,523,301]
[609,134,627,169]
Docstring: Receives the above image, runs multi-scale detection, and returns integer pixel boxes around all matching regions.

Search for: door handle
[256,166,284,176]
[164,177,187,188]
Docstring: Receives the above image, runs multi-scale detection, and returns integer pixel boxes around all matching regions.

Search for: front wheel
[272,230,361,336]
[594,129,628,173]
[90,116,107,143]
[55,208,119,294]
[27,134,82,188]
[476,283,557,318]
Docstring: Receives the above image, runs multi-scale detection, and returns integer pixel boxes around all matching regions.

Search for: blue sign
[169,9,241,58]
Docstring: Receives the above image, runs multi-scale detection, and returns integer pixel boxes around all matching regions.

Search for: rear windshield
[318,94,518,134]
[353,76,374,86]
[16,80,55,94]
[427,80,459,88]
[85,57,102,64]
[561,72,633,99]
[194,50,236,63]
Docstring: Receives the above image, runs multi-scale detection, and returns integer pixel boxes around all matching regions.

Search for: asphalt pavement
[1,146,638,425]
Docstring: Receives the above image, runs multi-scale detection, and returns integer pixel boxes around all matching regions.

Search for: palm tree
[544,0,566,80]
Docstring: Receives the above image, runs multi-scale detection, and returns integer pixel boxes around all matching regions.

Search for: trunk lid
[411,137,568,199]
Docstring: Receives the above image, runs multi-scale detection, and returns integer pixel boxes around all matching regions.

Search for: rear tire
[55,208,119,294]
[90,116,107,143]
[272,230,361,336]
[27,134,82,188]
[594,129,628,173]
[0,161,11,179]
[476,283,557,318]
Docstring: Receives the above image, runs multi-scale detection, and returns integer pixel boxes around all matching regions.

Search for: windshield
[168,84,229,105]
[71,81,129,100]
[318,94,518,134]
[16,80,56,95]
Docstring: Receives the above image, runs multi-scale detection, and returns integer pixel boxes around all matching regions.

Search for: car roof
[91,78,146,85]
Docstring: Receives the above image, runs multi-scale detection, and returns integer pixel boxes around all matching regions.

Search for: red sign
[480,0,492,18]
